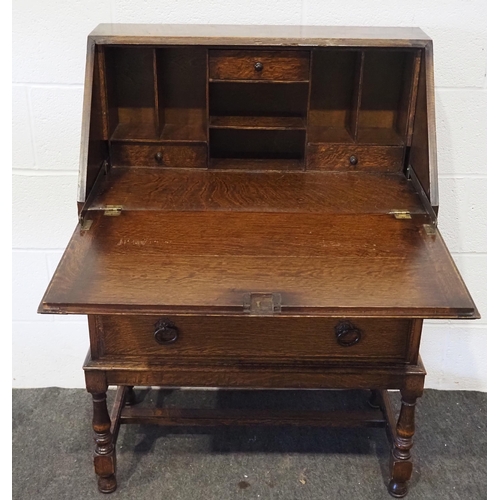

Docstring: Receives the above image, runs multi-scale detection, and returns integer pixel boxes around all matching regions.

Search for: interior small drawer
[209,50,310,81]
[94,315,412,364]
[306,144,405,172]
[110,142,207,168]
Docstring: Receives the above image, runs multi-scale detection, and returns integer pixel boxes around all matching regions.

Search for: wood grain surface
[89,25,431,47]
[209,115,306,130]
[89,168,425,213]
[307,144,404,171]
[83,350,427,390]
[95,315,412,363]
[62,27,470,499]
[117,407,386,428]
[209,50,310,81]
[110,143,207,168]
[39,211,478,318]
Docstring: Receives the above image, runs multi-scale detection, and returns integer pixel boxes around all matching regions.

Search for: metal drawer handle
[155,151,163,163]
[349,155,358,166]
[154,319,179,345]
[254,61,264,72]
[335,321,362,347]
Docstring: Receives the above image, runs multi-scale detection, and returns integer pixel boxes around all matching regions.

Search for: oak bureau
[38,24,479,497]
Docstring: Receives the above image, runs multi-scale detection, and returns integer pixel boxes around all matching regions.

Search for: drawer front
[110,143,207,168]
[307,144,404,172]
[96,316,411,363]
[209,50,310,81]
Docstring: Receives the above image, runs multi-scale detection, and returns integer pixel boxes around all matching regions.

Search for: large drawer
[110,142,207,168]
[94,315,413,364]
[209,50,310,81]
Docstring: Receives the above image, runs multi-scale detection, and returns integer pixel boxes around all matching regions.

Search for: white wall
[12,1,487,390]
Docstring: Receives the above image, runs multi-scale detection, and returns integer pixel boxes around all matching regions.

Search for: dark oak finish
[209,115,306,130]
[39,211,477,318]
[91,392,116,493]
[110,142,207,168]
[118,407,386,428]
[41,25,478,498]
[94,315,413,363]
[83,349,428,390]
[157,47,207,141]
[88,25,431,48]
[307,144,404,171]
[77,168,426,214]
[209,49,310,81]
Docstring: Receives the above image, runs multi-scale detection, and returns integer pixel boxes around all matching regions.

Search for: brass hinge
[390,210,412,220]
[423,224,437,235]
[80,219,93,231]
[104,205,123,216]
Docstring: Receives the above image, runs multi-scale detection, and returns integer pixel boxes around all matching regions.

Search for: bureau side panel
[78,41,110,208]
[408,42,438,214]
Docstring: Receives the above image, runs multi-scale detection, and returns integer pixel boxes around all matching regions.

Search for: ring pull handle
[154,319,179,345]
[335,321,362,347]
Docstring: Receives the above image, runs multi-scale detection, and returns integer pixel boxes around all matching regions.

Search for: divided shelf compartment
[106,46,208,168]
[307,48,420,171]
[102,46,421,172]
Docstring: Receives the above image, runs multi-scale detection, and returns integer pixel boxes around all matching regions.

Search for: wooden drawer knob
[254,61,264,72]
[335,321,362,347]
[154,319,179,345]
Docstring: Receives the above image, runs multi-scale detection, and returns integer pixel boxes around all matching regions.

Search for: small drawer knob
[155,151,163,163]
[335,321,362,347]
[154,319,179,345]
[254,61,264,72]
[349,155,358,166]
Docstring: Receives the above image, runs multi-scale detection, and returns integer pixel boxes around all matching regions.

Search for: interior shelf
[209,128,306,169]
[308,48,418,148]
[209,115,306,131]
[89,167,426,214]
[356,127,405,146]
[209,158,303,171]
[307,125,354,144]
[110,122,159,142]
[209,78,309,84]
[306,126,404,146]
[159,109,207,142]
[105,46,207,143]
[101,45,420,170]
[110,119,207,143]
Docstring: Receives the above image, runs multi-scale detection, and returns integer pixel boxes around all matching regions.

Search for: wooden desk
[39,25,478,497]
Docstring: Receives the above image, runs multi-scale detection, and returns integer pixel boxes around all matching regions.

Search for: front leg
[91,391,117,493]
[388,388,421,498]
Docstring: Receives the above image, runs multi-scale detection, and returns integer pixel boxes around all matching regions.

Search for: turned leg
[124,386,136,407]
[91,392,117,493]
[388,389,420,498]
